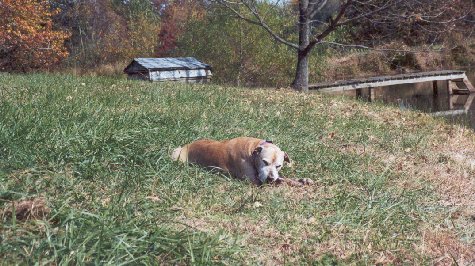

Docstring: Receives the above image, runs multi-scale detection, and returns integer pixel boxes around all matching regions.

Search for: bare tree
[213,0,473,92]
[347,0,474,47]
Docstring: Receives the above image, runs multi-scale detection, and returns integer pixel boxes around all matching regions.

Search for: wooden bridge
[309,70,475,95]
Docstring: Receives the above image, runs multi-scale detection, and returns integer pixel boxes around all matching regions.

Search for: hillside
[1,74,474,264]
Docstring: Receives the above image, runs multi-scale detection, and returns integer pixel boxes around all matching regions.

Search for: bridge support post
[447,80,456,95]
[355,88,375,101]
[432,81,438,96]
[369,87,375,102]
[463,77,475,93]
[464,93,475,110]
[449,94,457,110]
[448,78,474,95]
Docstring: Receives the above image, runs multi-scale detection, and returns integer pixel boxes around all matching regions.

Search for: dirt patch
[2,197,50,221]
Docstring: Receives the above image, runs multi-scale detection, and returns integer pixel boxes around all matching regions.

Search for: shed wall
[127,73,149,80]
[149,69,211,82]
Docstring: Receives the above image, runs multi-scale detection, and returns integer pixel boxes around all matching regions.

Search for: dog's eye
[276,165,282,169]
[262,160,269,166]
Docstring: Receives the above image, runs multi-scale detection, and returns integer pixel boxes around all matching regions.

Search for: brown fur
[172,137,314,186]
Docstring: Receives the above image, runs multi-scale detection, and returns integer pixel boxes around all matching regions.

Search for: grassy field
[1,73,474,264]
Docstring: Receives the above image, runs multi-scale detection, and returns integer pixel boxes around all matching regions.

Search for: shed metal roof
[124,57,211,73]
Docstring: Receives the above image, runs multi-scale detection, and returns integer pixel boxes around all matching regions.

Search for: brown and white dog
[171,137,313,186]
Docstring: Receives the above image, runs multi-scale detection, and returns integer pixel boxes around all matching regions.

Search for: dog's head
[252,141,291,183]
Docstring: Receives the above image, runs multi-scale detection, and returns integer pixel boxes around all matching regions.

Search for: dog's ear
[253,146,263,155]
[284,152,293,167]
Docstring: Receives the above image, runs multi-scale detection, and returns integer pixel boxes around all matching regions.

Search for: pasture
[1,74,474,264]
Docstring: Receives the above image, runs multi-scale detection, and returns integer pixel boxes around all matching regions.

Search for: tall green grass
[0,73,462,264]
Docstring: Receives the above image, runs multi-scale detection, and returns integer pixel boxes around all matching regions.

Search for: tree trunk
[291,0,310,92]
[292,51,309,92]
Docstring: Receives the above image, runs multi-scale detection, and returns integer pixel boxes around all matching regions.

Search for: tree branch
[336,0,402,27]
[321,41,458,53]
[302,0,353,55]
[308,0,328,18]
[218,0,261,26]
[213,0,299,49]
[241,0,299,49]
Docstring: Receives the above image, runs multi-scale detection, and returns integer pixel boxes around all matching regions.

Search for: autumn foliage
[156,0,205,56]
[0,0,70,72]
[54,0,160,69]
[0,0,473,81]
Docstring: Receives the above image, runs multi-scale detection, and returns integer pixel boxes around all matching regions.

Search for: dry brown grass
[61,61,129,77]
[417,229,475,265]
[321,39,475,83]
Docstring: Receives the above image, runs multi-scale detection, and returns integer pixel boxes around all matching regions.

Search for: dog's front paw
[297,178,314,186]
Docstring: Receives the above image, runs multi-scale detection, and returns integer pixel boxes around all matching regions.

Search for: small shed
[123,57,212,83]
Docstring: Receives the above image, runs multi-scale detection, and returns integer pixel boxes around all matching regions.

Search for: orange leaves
[62,0,161,66]
[0,0,70,71]
[156,0,206,56]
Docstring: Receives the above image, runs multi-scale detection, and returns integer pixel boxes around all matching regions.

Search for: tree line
[1,0,473,89]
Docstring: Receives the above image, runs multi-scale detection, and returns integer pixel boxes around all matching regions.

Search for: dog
[171,137,313,186]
